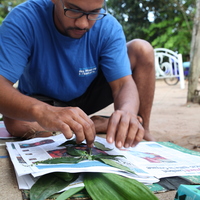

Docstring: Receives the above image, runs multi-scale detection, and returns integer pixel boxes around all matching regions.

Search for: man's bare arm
[0,75,95,147]
[106,75,144,148]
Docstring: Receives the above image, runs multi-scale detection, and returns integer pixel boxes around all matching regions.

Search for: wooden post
[187,0,200,103]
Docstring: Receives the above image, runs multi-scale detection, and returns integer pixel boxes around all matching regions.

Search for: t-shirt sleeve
[0,6,32,83]
[98,16,131,82]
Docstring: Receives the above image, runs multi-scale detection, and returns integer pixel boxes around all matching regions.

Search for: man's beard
[64,27,90,38]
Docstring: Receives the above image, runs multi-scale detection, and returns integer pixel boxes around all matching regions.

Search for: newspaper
[6,134,200,190]
[6,134,158,189]
[118,141,200,178]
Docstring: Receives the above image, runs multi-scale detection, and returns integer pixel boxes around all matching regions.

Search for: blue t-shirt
[0,0,131,102]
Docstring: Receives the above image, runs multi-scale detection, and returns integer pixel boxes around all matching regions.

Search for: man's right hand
[33,105,96,147]
[0,75,95,147]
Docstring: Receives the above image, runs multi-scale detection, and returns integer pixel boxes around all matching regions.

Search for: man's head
[51,0,107,38]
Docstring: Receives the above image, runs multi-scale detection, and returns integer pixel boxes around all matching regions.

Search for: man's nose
[74,15,89,30]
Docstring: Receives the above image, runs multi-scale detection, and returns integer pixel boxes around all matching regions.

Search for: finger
[137,116,143,125]
[131,124,144,147]
[60,107,95,147]
[74,118,95,147]
[115,114,131,148]
[37,114,74,139]
[122,118,140,148]
[106,113,121,144]
[71,109,95,147]
[78,110,96,135]
[56,121,74,139]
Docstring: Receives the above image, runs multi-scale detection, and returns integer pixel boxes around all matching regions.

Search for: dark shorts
[30,70,113,115]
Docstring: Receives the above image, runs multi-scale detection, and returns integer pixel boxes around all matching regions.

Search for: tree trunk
[187,0,200,103]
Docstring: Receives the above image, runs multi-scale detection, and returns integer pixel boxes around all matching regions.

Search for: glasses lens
[65,10,83,18]
[88,13,104,20]
[64,9,106,20]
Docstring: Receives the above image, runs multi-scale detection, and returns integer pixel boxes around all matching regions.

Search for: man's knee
[127,39,154,56]
[127,39,154,70]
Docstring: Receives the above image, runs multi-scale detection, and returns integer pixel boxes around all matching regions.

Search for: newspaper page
[6,134,158,190]
[116,141,200,178]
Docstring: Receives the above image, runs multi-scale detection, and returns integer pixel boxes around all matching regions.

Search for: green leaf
[54,172,77,182]
[98,158,135,174]
[94,141,113,151]
[83,173,158,200]
[58,138,86,147]
[56,186,84,200]
[30,173,75,200]
[58,138,77,146]
[35,156,84,164]
[93,153,125,160]
[66,146,88,157]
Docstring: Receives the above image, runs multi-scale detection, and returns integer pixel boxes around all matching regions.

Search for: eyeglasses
[60,0,108,21]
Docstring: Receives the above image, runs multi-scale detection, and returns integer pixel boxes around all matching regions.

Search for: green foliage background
[0,0,196,61]
[0,0,26,23]
[107,0,195,60]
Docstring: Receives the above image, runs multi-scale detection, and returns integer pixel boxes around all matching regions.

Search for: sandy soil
[94,79,200,152]
[151,80,200,152]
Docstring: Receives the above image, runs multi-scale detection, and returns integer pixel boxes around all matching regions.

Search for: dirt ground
[94,79,200,152]
[151,80,200,151]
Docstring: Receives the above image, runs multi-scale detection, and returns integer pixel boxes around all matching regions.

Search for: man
[0,0,155,148]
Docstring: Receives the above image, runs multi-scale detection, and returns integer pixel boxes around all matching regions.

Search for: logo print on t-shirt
[79,67,97,77]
